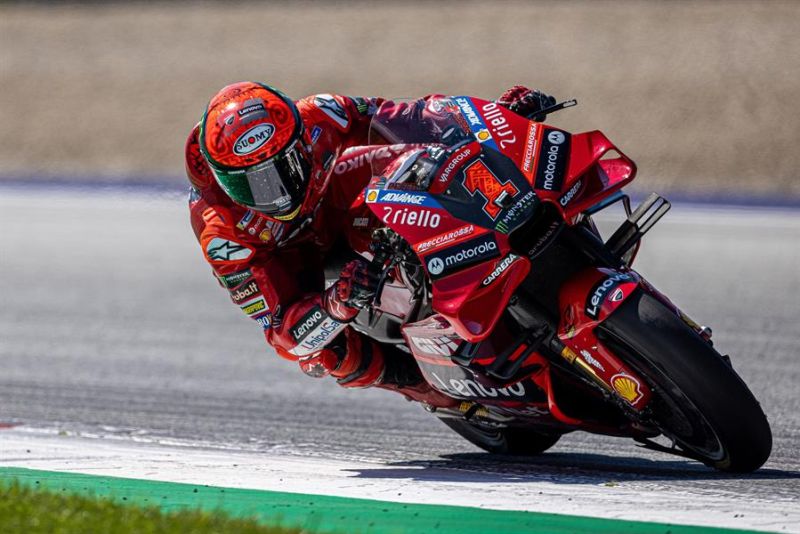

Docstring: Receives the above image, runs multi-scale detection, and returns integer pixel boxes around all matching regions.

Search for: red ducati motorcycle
[342,96,771,472]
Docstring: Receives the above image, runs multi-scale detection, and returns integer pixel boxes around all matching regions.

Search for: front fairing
[365,97,537,341]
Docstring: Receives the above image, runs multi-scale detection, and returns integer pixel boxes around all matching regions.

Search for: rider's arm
[190,198,357,361]
[296,94,384,147]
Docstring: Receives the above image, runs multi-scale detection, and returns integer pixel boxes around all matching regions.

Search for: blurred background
[1,0,798,199]
[1,2,799,502]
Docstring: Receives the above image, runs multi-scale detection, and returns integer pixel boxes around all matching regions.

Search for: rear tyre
[439,418,561,455]
[601,290,772,472]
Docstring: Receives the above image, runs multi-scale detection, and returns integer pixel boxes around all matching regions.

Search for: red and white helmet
[199,82,311,220]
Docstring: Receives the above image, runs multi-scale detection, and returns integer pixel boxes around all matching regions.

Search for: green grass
[0,480,303,534]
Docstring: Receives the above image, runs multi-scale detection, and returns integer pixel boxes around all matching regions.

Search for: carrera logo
[381,206,441,228]
[230,280,260,304]
[559,179,583,207]
[534,129,570,192]
[233,123,275,155]
[481,254,518,286]
[291,307,325,341]
[585,272,634,318]
[425,235,500,280]
[430,372,526,399]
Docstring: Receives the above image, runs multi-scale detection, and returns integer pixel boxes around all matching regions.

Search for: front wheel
[439,418,561,455]
[600,290,772,472]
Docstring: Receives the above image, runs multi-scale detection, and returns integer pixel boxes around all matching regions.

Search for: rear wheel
[601,290,772,472]
[439,418,561,455]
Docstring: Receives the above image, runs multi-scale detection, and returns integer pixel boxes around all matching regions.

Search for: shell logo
[366,190,379,203]
[476,129,491,142]
[259,229,272,242]
[611,374,643,404]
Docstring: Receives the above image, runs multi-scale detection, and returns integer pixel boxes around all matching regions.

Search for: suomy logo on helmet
[233,123,276,155]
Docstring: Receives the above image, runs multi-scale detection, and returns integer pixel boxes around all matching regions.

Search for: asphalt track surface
[1,186,799,522]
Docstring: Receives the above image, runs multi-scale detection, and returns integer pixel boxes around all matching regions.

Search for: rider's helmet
[199,82,311,220]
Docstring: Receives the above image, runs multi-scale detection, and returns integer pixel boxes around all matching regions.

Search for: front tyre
[439,418,561,455]
[601,290,772,472]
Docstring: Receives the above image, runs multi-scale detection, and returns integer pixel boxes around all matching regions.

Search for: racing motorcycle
[339,95,771,472]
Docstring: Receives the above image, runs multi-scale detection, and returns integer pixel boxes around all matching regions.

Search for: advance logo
[425,234,500,280]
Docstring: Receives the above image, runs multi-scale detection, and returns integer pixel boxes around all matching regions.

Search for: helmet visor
[210,140,311,217]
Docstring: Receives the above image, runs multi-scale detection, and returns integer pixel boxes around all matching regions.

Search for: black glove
[497,85,557,122]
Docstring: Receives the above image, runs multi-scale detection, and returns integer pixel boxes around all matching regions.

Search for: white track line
[1,429,797,532]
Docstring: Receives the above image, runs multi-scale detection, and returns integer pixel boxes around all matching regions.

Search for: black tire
[601,289,772,472]
[439,418,561,455]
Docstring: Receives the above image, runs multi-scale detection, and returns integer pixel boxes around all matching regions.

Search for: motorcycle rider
[185,82,554,404]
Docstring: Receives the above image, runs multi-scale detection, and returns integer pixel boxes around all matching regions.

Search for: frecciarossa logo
[425,234,500,280]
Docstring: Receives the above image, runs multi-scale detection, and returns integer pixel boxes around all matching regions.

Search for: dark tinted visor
[210,139,311,217]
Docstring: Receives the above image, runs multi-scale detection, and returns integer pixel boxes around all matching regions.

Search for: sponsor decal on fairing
[368,191,433,206]
[526,220,561,258]
[558,179,583,207]
[410,336,461,357]
[480,102,517,148]
[495,189,536,234]
[611,373,643,404]
[438,144,474,183]
[425,234,500,280]
[585,272,634,319]
[334,146,399,175]
[533,128,571,192]
[580,350,606,372]
[521,122,539,178]
[430,372,526,399]
[414,224,475,253]
[454,96,499,151]
[481,254,519,287]
[381,206,441,229]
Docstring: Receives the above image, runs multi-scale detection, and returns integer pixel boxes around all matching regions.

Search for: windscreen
[367,97,473,180]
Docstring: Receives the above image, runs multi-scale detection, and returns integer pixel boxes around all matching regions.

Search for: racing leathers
[185,87,550,406]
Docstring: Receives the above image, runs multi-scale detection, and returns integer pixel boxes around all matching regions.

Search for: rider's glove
[298,347,341,378]
[497,85,556,122]
[323,259,379,322]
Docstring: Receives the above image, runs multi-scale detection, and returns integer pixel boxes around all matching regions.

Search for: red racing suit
[185,88,541,406]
